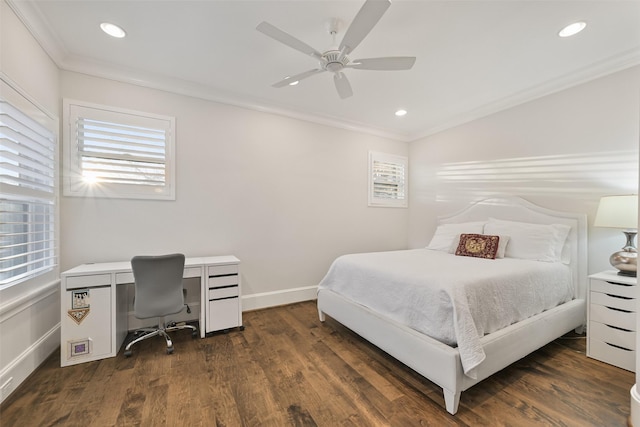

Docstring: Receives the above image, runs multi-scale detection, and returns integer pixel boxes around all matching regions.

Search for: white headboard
[437,196,588,300]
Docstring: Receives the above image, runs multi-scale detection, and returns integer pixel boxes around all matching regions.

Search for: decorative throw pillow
[455,234,500,259]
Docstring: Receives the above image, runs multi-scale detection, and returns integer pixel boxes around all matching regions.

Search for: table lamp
[594,194,638,277]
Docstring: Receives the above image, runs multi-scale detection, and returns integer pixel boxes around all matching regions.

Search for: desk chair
[124,253,198,357]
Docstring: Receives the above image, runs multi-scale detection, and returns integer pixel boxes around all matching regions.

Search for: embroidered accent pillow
[455,234,500,259]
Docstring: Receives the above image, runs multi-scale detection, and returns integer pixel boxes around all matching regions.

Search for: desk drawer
[65,274,111,290]
[589,321,635,349]
[591,279,636,298]
[208,264,238,277]
[115,266,202,284]
[590,291,636,312]
[589,338,635,371]
[590,304,636,330]
[209,286,238,300]
[208,274,238,288]
[207,298,240,332]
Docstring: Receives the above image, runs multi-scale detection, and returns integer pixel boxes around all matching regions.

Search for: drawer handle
[605,293,634,300]
[209,273,237,279]
[605,342,633,352]
[606,281,633,287]
[209,296,238,302]
[605,306,633,313]
[605,324,633,332]
[209,284,238,290]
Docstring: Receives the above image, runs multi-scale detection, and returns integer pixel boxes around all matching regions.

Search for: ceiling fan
[256,0,416,99]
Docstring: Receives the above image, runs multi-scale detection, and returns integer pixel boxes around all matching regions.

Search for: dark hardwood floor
[1,301,634,426]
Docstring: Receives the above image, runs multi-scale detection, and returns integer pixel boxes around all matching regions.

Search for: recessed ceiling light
[395,109,407,117]
[100,22,126,38]
[288,81,299,86]
[558,21,586,38]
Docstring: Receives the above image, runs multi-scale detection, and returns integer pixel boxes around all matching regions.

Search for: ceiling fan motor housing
[322,50,350,72]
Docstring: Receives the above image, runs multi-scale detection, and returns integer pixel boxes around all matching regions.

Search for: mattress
[317,248,574,377]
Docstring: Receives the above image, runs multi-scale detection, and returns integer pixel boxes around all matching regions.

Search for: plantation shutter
[0,99,57,286]
[65,101,175,200]
[368,152,408,207]
[76,117,167,187]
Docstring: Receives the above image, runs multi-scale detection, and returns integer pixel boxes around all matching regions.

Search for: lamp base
[616,269,637,278]
[610,249,637,278]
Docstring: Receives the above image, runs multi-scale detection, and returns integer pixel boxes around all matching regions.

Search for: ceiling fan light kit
[256,0,416,99]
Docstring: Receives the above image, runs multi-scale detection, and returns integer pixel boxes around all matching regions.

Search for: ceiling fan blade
[257,21,323,60]
[347,57,416,71]
[339,0,391,56]
[272,69,325,88]
[333,72,353,99]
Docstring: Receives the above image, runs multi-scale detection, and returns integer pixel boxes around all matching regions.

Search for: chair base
[124,320,198,357]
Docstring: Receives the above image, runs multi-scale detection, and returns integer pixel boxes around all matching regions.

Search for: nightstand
[587,271,637,372]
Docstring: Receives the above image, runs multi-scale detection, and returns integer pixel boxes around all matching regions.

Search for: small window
[0,98,57,288]
[63,100,176,200]
[368,151,408,208]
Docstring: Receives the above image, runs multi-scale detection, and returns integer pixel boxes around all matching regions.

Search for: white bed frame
[317,196,587,415]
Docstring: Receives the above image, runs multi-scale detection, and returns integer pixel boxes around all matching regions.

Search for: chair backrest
[131,253,186,319]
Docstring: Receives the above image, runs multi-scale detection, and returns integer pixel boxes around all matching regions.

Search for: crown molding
[6,0,68,66]
[410,47,640,141]
[8,0,638,144]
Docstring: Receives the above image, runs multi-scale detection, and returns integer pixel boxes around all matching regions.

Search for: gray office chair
[123,253,198,357]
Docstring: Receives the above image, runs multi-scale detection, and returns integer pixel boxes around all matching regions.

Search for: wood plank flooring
[1,300,634,426]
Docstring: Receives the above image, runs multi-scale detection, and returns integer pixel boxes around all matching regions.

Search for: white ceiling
[9,0,640,141]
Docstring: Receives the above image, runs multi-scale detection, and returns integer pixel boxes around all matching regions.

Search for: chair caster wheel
[166,346,174,355]
[191,330,198,338]
[239,325,245,331]
[124,349,132,357]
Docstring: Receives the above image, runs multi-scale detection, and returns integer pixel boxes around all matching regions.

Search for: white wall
[408,65,640,274]
[0,0,61,403]
[59,71,410,307]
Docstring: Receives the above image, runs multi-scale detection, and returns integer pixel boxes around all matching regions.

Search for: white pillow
[484,218,571,262]
[495,234,510,258]
[426,221,486,252]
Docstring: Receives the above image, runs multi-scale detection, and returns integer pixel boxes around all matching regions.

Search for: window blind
[64,101,175,200]
[368,152,408,207]
[372,159,406,200]
[76,117,167,186]
[0,99,56,286]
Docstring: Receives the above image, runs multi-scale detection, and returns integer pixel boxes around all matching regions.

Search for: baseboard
[125,286,318,330]
[0,324,60,404]
[241,285,317,311]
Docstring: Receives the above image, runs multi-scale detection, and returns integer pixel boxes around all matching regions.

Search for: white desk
[60,255,241,367]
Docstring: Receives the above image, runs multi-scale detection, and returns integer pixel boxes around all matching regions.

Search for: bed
[316,196,587,415]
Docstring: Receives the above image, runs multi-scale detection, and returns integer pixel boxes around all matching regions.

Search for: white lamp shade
[594,195,638,229]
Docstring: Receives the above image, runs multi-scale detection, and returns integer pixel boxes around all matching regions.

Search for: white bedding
[317,248,574,377]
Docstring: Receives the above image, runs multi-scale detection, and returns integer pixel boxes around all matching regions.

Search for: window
[63,100,176,200]
[0,98,57,288]
[368,151,408,208]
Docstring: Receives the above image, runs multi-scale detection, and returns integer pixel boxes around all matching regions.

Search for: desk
[60,256,241,367]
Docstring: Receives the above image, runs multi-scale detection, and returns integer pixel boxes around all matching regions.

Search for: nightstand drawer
[590,304,636,330]
[590,279,636,298]
[589,321,635,349]
[590,291,636,312]
[589,338,635,371]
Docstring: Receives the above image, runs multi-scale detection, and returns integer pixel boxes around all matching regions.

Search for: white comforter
[317,249,574,377]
